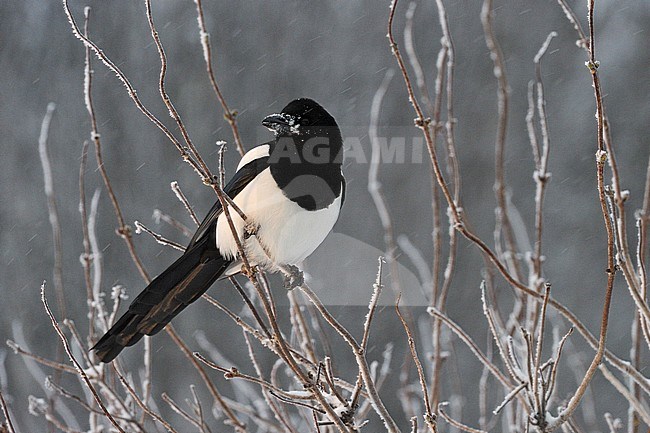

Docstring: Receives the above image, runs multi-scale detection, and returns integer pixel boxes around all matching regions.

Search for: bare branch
[171,181,200,227]
[396,297,436,432]
[439,402,487,433]
[193,0,246,156]
[38,102,67,320]
[0,391,16,433]
[134,221,185,252]
[41,282,126,432]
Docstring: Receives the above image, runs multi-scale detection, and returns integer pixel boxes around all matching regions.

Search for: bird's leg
[279,264,304,290]
[241,264,260,279]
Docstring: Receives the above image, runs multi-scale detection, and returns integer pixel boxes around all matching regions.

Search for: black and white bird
[92,98,345,362]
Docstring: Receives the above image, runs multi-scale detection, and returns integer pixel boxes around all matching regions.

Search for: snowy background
[1,0,649,431]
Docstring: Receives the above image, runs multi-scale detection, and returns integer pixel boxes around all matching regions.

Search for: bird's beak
[262,113,291,133]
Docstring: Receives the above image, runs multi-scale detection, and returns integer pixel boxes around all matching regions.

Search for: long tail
[92,235,231,362]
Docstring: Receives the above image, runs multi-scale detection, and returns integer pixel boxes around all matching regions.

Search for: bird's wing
[187,144,271,249]
[92,145,271,362]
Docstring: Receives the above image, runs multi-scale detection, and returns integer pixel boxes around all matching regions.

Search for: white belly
[215,168,342,270]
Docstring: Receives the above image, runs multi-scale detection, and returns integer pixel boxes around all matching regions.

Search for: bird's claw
[282,264,304,290]
[244,222,259,239]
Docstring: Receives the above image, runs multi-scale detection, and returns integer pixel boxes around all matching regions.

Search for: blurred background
[1,0,649,431]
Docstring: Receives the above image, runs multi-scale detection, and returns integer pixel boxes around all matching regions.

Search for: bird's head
[262,98,340,138]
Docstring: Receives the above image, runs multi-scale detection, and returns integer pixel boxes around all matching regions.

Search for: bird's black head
[262,98,339,137]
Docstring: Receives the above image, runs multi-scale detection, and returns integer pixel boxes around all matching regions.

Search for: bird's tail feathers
[92,237,230,362]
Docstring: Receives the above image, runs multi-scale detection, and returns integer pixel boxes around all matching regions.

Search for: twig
[429,0,461,414]
[545,327,574,403]
[403,2,433,113]
[194,352,312,403]
[529,32,556,304]
[396,296,436,432]
[144,0,214,182]
[369,69,402,297]
[112,364,179,433]
[81,6,150,283]
[6,340,77,375]
[546,0,618,428]
[171,181,200,227]
[0,390,15,433]
[41,282,126,432]
[350,258,385,410]
[189,385,212,433]
[162,393,203,429]
[555,0,588,48]
[481,0,523,283]
[493,381,527,415]
[604,413,623,433]
[598,365,650,426]
[287,291,317,364]
[153,209,194,238]
[201,293,269,344]
[242,332,299,433]
[228,277,272,339]
[362,258,385,351]
[78,140,97,343]
[193,0,245,156]
[87,189,107,332]
[631,157,650,430]
[165,326,248,432]
[427,307,518,396]
[134,221,185,252]
[38,102,67,321]
[438,402,487,433]
[300,284,400,433]
[62,0,208,182]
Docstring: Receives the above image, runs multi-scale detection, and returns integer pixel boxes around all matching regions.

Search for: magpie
[92,98,345,362]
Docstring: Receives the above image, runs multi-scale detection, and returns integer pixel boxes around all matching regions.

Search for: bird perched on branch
[92,98,345,362]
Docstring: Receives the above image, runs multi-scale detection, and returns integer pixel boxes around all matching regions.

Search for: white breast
[215,167,342,270]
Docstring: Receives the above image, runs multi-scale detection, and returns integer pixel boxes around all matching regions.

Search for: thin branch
[300,284,400,433]
[144,0,213,180]
[530,32,556,295]
[153,209,194,239]
[162,393,203,430]
[481,0,523,282]
[38,102,67,320]
[396,297,436,432]
[350,257,385,410]
[171,181,200,227]
[555,0,588,48]
[242,332,300,433]
[81,6,149,282]
[63,0,208,176]
[427,307,518,396]
[134,221,185,252]
[164,326,248,432]
[193,0,245,156]
[0,391,15,433]
[547,0,618,428]
[112,364,180,433]
[438,402,487,433]
[193,352,312,403]
[6,340,77,375]
[78,139,98,343]
[403,2,433,113]
[598,365,650,427]
[369,69,401,296]
[41,282,126,432]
